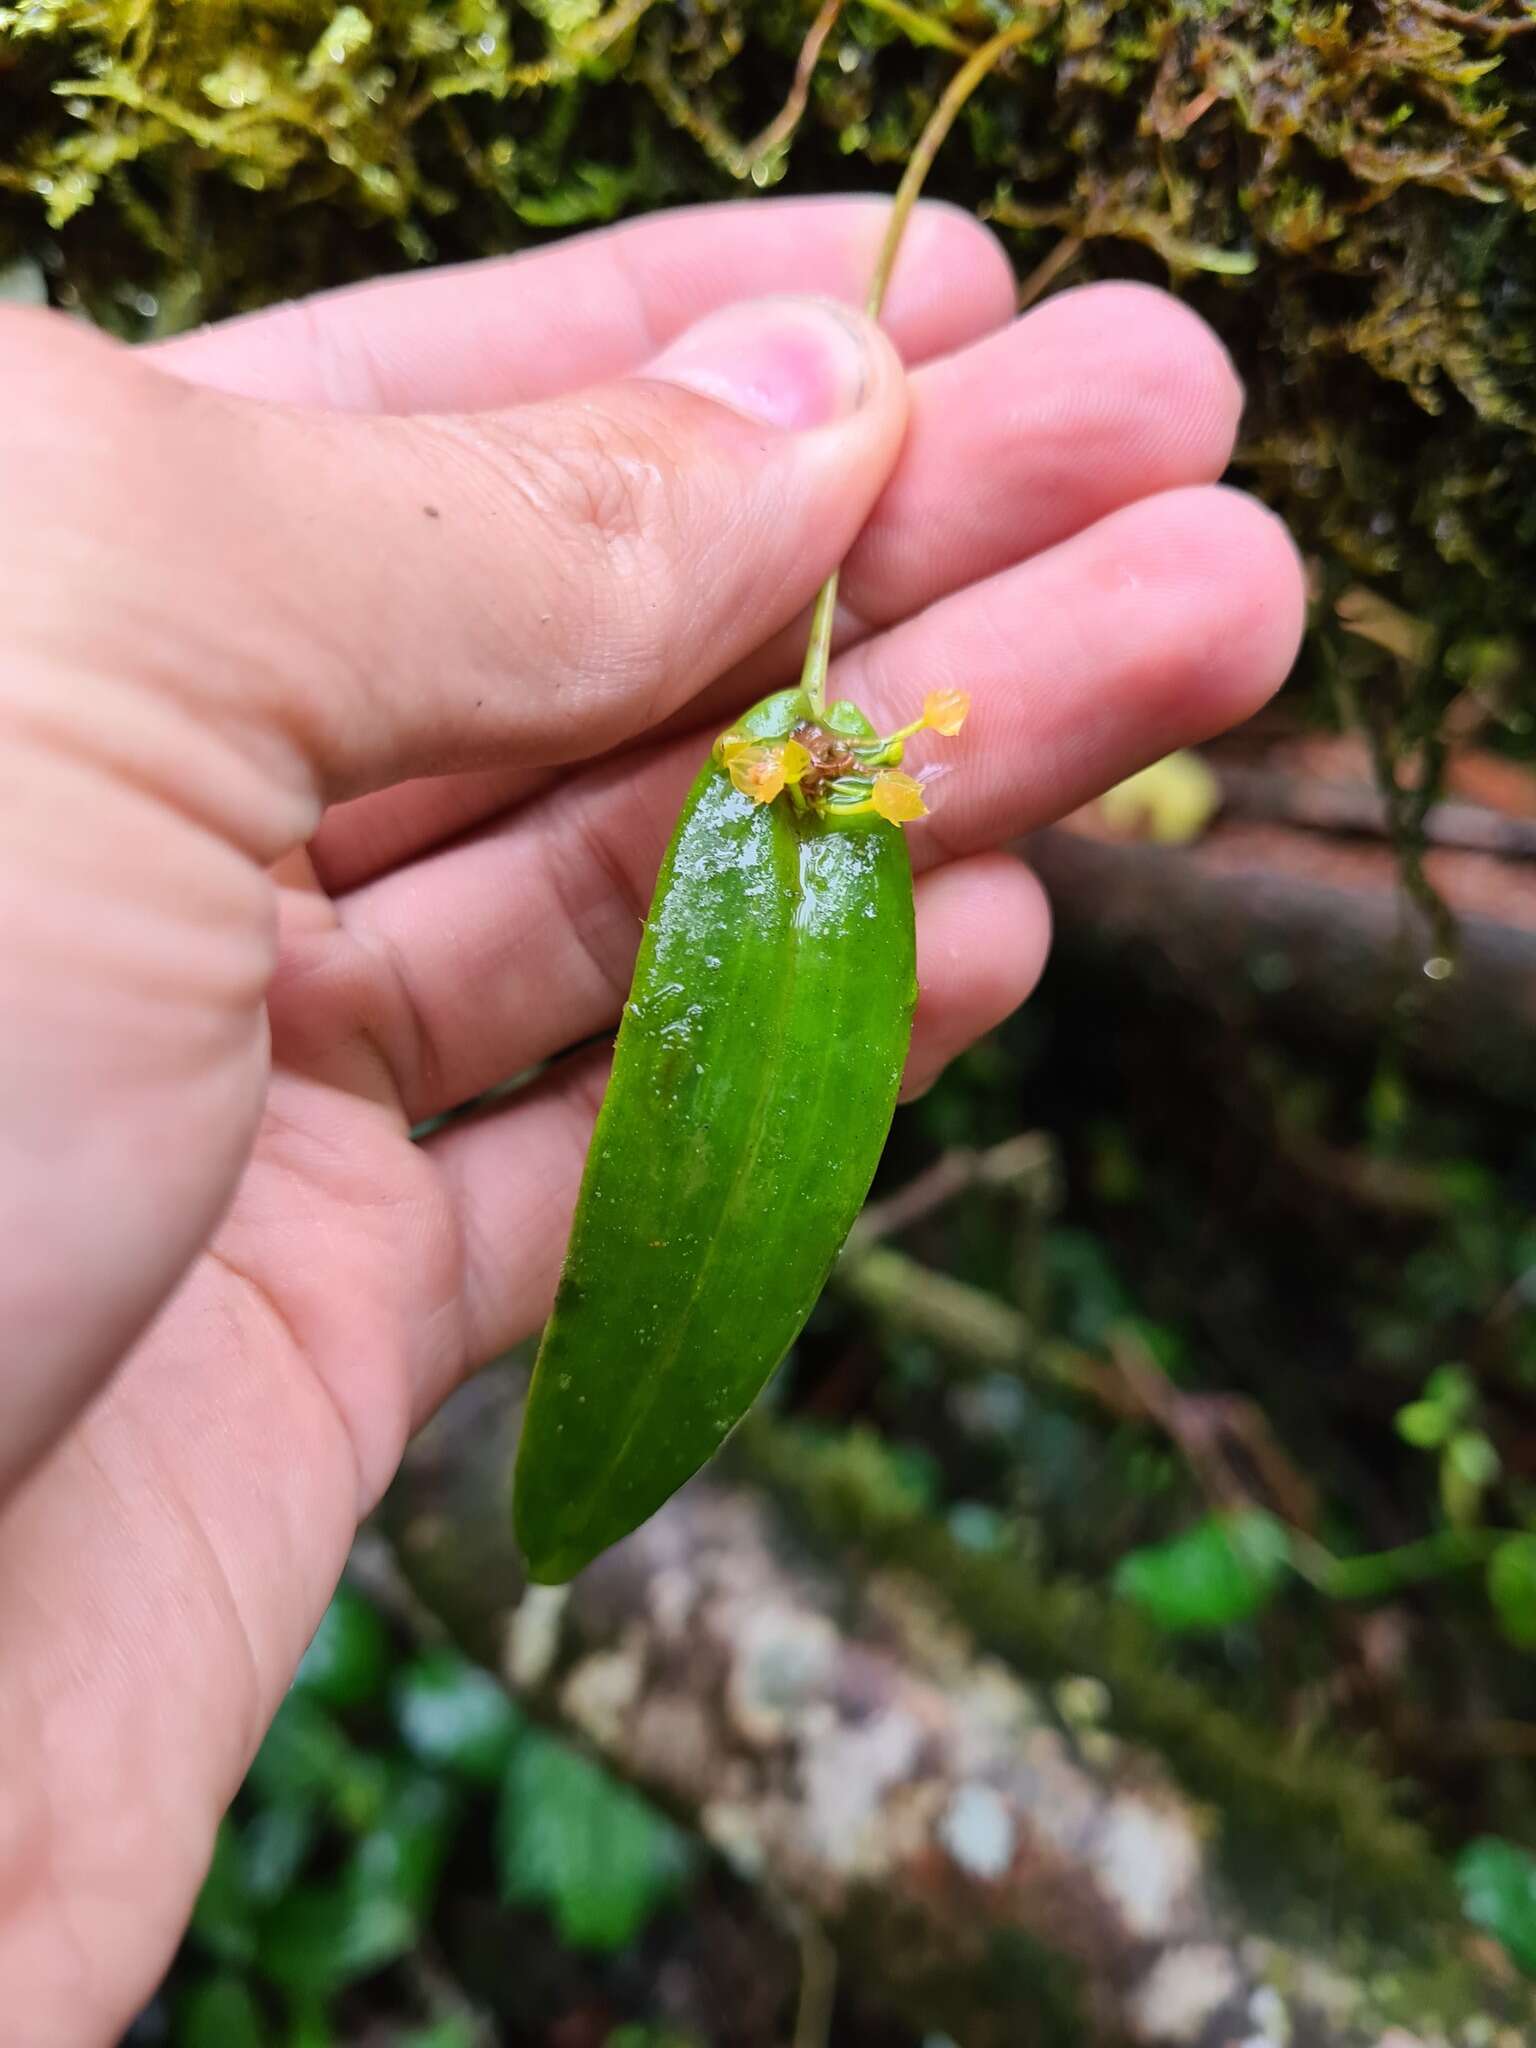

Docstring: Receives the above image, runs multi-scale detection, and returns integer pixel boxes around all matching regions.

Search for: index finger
[156,196,1016,412]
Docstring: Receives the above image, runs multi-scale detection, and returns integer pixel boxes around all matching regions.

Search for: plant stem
[799,14,1048,716]
[1292,1525,1499,1601]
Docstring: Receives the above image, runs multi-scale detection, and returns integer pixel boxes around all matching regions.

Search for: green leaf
[257,1884,415,1998]
[496,1730,692,1951]
[393,1647,523,1784]
[248,1694,386,1832]
[247,1695,355,1812]
[176,1974,267,2048]
[293,1584,391,1710]
[514,690,915,1582]
[1447,1429,1499,1487]
[254,1769,451,1995]
[189,1823,257,1968]
[400,2025,479,2048]
[284,1999,336,2048]
[1044,1229,1131,1348]
[1426,1363,1475,1413]
[515,161,637,228]
[1456,1836,1536,1975]
[351,1768,460,1917]
[1113,1510,1292,1634]
[1395,1399,1450,1449]
[1489,1534,1536,1649]
[241,1803,317,1906]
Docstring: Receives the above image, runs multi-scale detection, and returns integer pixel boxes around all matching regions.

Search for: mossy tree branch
[382,1367,1532,2048]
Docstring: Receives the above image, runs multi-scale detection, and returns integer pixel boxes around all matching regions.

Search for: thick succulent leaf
[515,696,916,1581]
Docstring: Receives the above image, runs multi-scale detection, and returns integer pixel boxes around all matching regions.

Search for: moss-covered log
[383,1366,1532,2048]
[1030,814,1536,1103]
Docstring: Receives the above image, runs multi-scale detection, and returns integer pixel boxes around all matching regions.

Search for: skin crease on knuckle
[413,399,699,749]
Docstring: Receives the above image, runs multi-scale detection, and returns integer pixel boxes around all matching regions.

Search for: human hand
[0,198,1304,2041]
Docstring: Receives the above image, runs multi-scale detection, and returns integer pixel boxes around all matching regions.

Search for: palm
[0,198,1301,2046]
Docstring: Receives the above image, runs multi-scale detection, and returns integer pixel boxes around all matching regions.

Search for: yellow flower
[722,736,811,805]
[780,738,812,785]
[871,770,927,823]
[922,688,969,737]
[726,743,789,804]
[875,688,972,757]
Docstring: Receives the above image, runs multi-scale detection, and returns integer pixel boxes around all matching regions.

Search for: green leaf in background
[254,1766,456,1996]
[247,1694,357,1811]
[514,160,640,228]
[1044,1229,1131,1349]
[257,1883,416,1998]
[1488,1534,1536,1649]
[496,1730,693,1952]
[1113,1509,1292,1634]
[189,1823,258,1969]
[393,1646,524,1784]
[1396,1363,1474,1448]
[176,1973,268,2048]
[248,1694,387,1833]
[1395,1399,1449,1448]
[350,1767,460,1917]
[284,1997,337,2048]
[1455,1836,1536,1975]
[293,1584,392,1710]
[399,2023,479,2048]
[1446,1430,1500,1487]
[241,1803,317,1907]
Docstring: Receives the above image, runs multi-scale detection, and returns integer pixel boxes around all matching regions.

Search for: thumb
[2,295,909,851]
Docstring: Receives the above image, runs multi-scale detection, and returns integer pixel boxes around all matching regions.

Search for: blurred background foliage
[5,0,1536,2040]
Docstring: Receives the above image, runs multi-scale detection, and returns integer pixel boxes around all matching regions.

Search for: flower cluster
[715,690,970,824]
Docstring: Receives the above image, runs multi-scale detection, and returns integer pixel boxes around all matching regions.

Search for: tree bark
[1029,820,1536,1103]
[382,1368,1528,2048]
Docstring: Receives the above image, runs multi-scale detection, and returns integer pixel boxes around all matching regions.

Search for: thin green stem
[798,577,840,715]
[862,20,1044,322]
[798,14,1048,716]
[1291,1525,1500,1601]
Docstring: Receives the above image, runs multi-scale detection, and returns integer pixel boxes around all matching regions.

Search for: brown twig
[1216,762,1536,862]
[792,1919,839,2048]
[1015,232,1082,310]
[849,1132,1057,1246]
[1030,822,1536,1106]
[848,1136,1322,1528]
[740,0,843,168]
[839,1179,1320,1533]
[1411,0,1536,32]
[1105,1325,1319,1532]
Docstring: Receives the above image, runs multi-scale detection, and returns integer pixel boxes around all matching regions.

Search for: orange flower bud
[923,689,970,737]
[727,743,789,804]
[871,769,928,822]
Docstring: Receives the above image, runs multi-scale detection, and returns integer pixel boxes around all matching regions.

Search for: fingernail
[644,296,872,431]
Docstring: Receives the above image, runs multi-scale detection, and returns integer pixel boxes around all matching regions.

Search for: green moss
[739,1418,1536,2029]
[740,1420,1438,1913]
[838,1891,1092,2048]
[5,0,1536,787]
